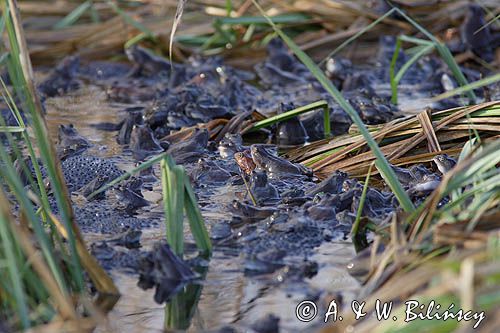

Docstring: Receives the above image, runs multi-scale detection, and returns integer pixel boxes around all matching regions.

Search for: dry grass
[15,1,499,68]
[286,101,500,179]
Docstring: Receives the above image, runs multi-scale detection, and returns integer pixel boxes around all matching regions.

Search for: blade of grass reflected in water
[164,268,207,331]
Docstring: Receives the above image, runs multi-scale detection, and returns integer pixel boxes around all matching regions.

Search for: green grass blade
[88,1,100,23]
[3,0,83,290]
[252,0,414,212]
[53,0,92,29]
[87,152,167,199]
[0,125,24,132]
[171,166,186,256]
[0,143,69,297]
[108,0,154,39]
[431,72,500,102]
[389,37,402,105]
[161,157,183,256]
[184,179,212,256]
[161,155,211,256]
[390,39,434,104]
[395,44,434,83]
[319,7,397,66]
[213,19,236,44]
[217,13,310,26]
[0,210,30,329]
[124,32,150,49]
[249,100,331,138]
[390,7,475,102]
[351,163,373,251]
[397,35,434,46]
[225,0,232,17]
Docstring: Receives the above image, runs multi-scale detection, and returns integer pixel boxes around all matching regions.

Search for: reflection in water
[164,266,207,331]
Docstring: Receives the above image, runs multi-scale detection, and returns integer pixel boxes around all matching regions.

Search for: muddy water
[45,85,359,332]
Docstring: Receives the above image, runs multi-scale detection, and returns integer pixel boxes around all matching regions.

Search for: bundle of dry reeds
[286,101,500,179]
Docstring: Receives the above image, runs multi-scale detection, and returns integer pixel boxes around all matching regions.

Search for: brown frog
[234,150,256,175]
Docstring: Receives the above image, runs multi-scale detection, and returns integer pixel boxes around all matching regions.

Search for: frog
[129,124,164,161]
[267,38,297,71]
[137,243,198,304]
[461,4,494,63]
[390,164,416,187]
[230,200,277,226]
[38,56,80,97]
[325,57,353,88]
[57,124,91,159]
[184,96,231,122]
[77,174,110,201]
[112,177,149,214]
[353,187,393,217]
[166,128,208,162]
[250,144,312,179]
[125,45,172,77]
[346,90,395,125]
[255,62,305,87]
[280,188,312,207]
[108,228,142,249]
[249,170,280,206]
[305,203,336,222]
[234,150,256,175]
[117,110,144,145]
[299,109,326,141]
[276,102,309,146]
[391,164,439,194]
[409,164,433,182]
[191,159,232,185]
[254,38,309,87]
[408,178,441,197]
[306,170,348,196]
[433,154,457,175]
[218,133,245,159]
[105,83,158,104]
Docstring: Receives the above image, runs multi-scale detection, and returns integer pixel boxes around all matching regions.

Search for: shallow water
[45,84,359,332]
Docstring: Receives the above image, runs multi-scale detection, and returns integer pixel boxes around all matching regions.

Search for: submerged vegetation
[0,0,499,332]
